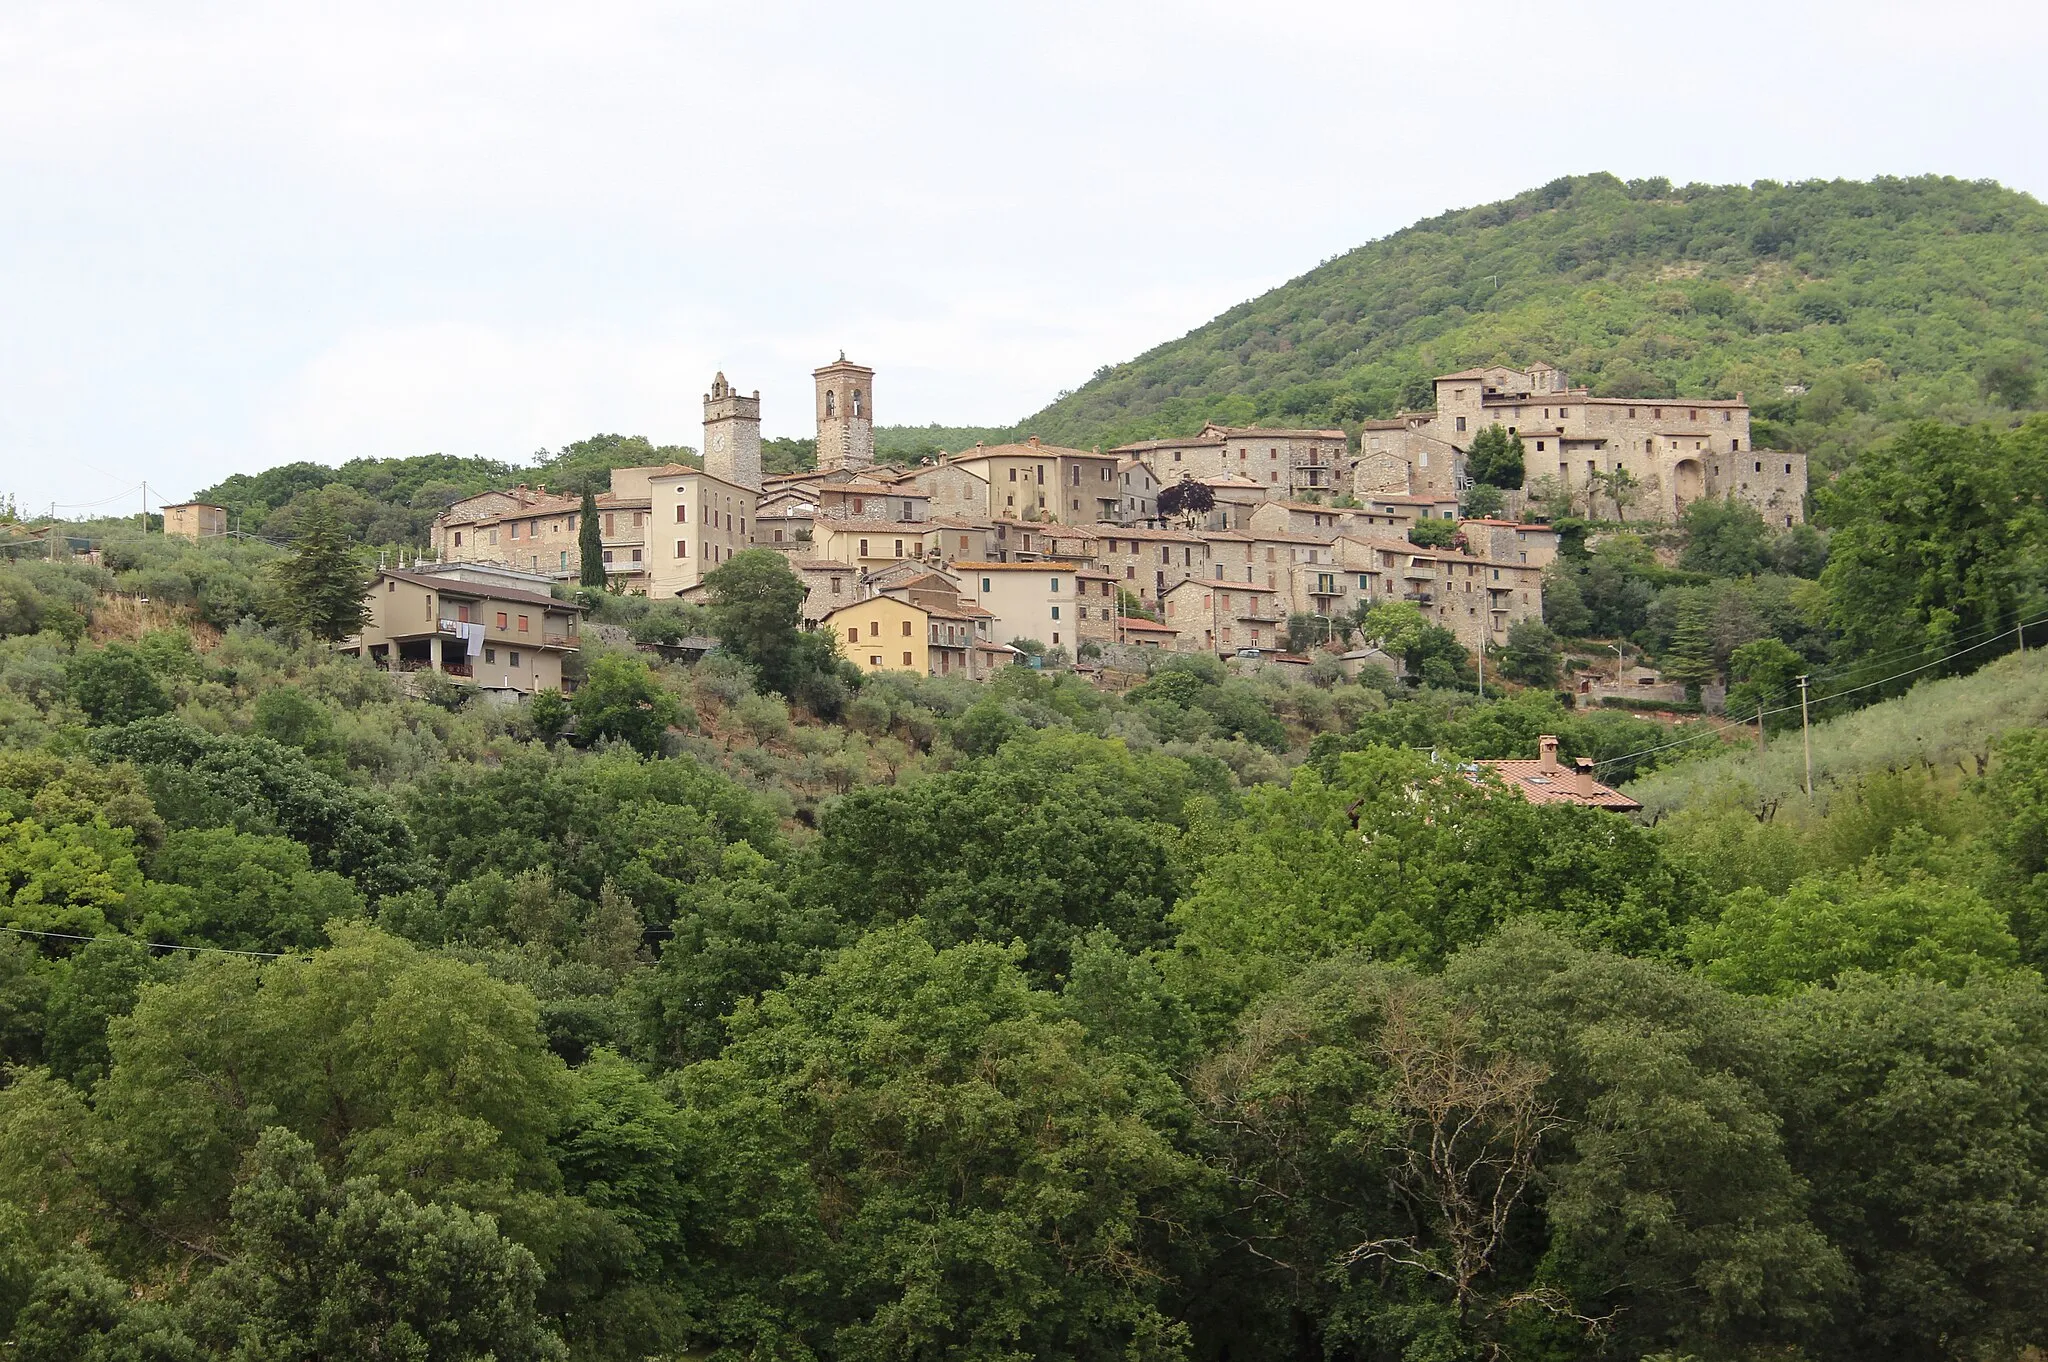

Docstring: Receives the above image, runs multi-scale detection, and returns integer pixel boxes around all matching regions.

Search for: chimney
[1538,735,1560,770]
[1575,757,1596,775]
[1028,435,1040,448]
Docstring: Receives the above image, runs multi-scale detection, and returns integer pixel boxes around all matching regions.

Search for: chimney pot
[1538,734,1560,770]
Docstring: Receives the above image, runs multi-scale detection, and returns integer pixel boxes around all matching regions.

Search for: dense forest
[1,386,2048,1358]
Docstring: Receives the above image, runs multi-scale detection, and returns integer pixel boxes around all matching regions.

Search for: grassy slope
[1622,650,2048,818]
[1004,173,2048,469]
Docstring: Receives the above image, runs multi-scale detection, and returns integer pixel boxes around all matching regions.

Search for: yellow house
[822,596,930,676]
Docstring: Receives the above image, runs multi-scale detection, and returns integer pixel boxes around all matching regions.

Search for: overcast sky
[4,0,2045,514]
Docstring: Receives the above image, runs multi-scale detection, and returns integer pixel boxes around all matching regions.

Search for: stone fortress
[1356,361,1806,526]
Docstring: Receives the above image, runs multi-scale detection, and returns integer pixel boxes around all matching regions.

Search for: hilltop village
[294,353,1808,689]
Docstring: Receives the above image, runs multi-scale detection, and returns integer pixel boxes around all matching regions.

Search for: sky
[4,0,2046,515]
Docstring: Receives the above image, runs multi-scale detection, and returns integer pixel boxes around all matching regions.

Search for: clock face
[713,434,724,449]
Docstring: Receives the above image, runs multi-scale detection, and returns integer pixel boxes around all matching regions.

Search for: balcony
[1403,564,1436,580]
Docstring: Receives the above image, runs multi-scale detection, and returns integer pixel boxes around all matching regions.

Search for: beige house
[644,467,758,597]
[433,468,665,590]
[162,503,228,541]
[340,570,583,694]
[955,561,1086,652]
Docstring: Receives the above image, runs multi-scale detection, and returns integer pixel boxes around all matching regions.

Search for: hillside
[1009,174,2048,469]
[1623,648,2048,819]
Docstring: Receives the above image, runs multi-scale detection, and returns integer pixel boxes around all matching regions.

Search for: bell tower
[814,352,874,473]
[702,371,762,492]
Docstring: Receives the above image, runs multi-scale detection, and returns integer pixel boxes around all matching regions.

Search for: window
[1560,407,1569,418]
[860,539,869,556]
[852,389,862,417]
[509,651,521,668]
[601,550,613,564]
[630,548,642,563]
[981,577,991,592]
[1173,451,1181,462]
[957,535,969,552]
[386,580,396,593]
[676,539,687,557]
[1051,632,1059,644]
[1785,462,1794,474]
[826,391,836,417]
[1051,606,1060,621]
[830,577,841,593]
[496,612,508,629]
[675,504,687,523]
[901,651,911,666]
[518,615,529,632]
[846,627,859,642]
[453,531,463,547]
[893,539,903,557]
[1535,440,1545,451]
[1008,468,1017,482]
[604,512,614,536]
[559,551,567,569]
[509,521,520,541]
[1050,577,1061,592]
[1755,461,1763,473]
[869,654,881,666]
[868,621,879,638]
[901,619,912,637]
[485,647,496,663]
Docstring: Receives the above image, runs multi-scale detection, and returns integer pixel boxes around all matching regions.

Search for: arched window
[852,388,863,417]
[825,391,836,418]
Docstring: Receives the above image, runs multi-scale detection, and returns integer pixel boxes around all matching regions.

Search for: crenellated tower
[703,371,762,492]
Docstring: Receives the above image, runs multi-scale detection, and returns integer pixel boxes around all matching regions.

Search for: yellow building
[822,596,930,676]
[161,502,228,541]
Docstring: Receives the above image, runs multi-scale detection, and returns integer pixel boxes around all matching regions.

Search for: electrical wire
[0,925,297,959]
[1591,614,2046,773]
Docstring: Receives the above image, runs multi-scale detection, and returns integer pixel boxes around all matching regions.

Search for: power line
[1591,614,2046,774]
[0,924,299,959]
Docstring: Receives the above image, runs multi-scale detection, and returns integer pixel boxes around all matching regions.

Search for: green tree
[1769,972,2048,1361]
[525,688,571,745]
[1724,637,1804,732]
[1407,517,1457,548]
[1690,872,2019,994]
[1459,481,1507,519]
[182,1127,564,1361]
[1663,593,1718,697]
[576,488,605,588]
[1680,496,1775,576]
[1496,617,1560,686]
[677,927,1198,1361]
[267,501,370,641]
[702,549,808,694]
[136,826,360,952]
[1464,424,1525,488]
[64,646,171,728]
[1821,418,2045,674]
[11,1255,197,1361]
[569,653,681,757]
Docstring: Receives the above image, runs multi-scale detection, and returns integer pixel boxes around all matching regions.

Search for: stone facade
[702,372,762,493]
[814,354,875,473]
[161,503,228,541]
[1356,361,1807,527]
[1112,423,1349,497]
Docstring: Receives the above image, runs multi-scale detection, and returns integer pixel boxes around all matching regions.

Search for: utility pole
[1612,642,1625,685]
[1797,674,1813,799]
[1755,703,1767,754]
[1476,635,1484,700]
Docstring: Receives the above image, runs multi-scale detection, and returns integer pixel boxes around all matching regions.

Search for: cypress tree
[271,502,370,641]
[578,489,606,588]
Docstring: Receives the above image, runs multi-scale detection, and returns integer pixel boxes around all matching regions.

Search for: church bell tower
[814,352,874,474]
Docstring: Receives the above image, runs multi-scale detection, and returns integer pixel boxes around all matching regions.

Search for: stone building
[702,372,762,492]
[1356,361,1807,527]
[161,502,227,541]
[1088,525,1212,604]
[1159,578,1284,654]
[1112,423,1350,497]
[814,354,875,473]
[910,438,1121,525]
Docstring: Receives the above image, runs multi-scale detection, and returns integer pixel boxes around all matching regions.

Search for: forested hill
[1012,174,2048,469]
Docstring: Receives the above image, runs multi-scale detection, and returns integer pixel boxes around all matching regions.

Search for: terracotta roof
[952,560,1083,572]
[1117,618,1179,633]
[1208,425,1347,440]
[1166,578,1278,595]
[1478,737,1642,811]
[948,440,1098,461]
[786,559,854,570]
[1434,368,1493,380]
[817,482,918,495]
[815,518,942,533]
[1088,523,1206,543]
[1109,434,1227,453]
